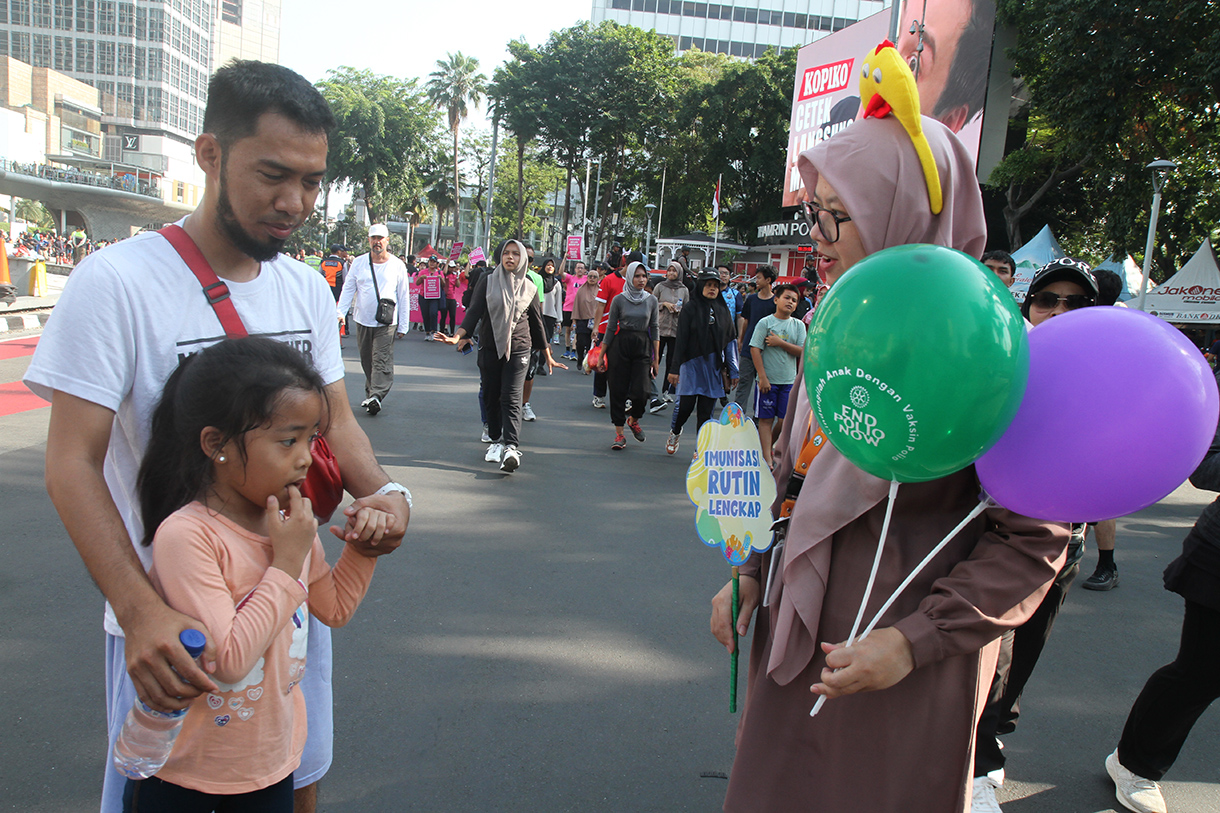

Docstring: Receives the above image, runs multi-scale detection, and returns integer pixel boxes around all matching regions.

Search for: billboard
[782,0,998,207]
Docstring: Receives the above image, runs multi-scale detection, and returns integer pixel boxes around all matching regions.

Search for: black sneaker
[1082,565,1119,591]
[365,396,381,416]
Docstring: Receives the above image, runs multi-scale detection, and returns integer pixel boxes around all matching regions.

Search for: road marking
[0,381,48,416]
[0,335,39,361]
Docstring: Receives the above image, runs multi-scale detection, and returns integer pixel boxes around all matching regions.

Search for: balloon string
[858,496,993,642]
[810,479,900,718]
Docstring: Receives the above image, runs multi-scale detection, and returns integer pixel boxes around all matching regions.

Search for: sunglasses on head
[1028,291,1095,311]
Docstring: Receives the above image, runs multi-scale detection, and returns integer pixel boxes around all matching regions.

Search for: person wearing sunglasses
[1020,257,1099,323]
[971,256,1100,813]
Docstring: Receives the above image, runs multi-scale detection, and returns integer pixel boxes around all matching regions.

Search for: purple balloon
[976,308,1219,522]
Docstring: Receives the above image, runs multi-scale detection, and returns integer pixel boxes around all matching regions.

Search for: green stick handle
[730,565,739,713]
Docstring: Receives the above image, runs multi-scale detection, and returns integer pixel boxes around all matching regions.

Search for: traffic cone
[29,258,47,297]
[0,233,10,286]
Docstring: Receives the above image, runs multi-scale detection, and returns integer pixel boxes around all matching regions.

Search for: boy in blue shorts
[749,284,806,466]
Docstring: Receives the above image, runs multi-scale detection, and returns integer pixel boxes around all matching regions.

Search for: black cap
[1028,257,1098,297]
[1021,257,1099,318]
[696,270,722,286]
[329,244,346,253]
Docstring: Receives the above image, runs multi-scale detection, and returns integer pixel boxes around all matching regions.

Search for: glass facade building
[590,0,886,58]
[0,0,279,144]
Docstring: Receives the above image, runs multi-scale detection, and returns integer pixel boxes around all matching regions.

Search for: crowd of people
[21,57,1218,813]
[2,158,161,198]
[3,225,111,266]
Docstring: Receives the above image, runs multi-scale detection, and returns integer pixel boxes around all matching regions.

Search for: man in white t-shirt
[336,224,410,415]
[24,61,411,813]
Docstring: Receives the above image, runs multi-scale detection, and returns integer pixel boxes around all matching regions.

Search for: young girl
[127,337,385,811]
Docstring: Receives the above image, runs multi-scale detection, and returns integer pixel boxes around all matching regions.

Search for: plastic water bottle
[113,629,207,780]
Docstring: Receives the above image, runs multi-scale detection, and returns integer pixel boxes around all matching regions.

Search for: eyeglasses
[800,200,852,244]
[1028,291,1095,311]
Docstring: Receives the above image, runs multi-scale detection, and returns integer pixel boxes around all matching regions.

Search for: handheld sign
[687,403,777,713]
[449,242,464,261]
[566,235,583,261]
[469,246,486,265]
[687,403,778,566]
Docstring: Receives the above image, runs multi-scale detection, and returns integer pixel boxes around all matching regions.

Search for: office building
[0,0,280,198]
[590,0,885,58]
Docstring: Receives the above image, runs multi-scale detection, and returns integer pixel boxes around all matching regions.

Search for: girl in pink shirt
[129,337,387,811]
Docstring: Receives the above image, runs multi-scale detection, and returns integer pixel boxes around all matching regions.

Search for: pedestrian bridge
[0,160,192,240]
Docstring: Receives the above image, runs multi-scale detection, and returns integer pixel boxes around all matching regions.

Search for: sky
[279,0,591,135]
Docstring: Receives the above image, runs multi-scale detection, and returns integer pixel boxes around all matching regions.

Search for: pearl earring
[217,454,227,463]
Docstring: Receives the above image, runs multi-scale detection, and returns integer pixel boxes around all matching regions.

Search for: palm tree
[426,53,487,248]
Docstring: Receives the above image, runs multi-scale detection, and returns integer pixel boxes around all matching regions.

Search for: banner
[449,242,464,261]
[566,235,583,261]
[781,2,996,207]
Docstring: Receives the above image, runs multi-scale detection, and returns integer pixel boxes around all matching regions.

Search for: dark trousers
[575,328,593,369]
[658,335,677,393]
[731,348,758,415]
[975,552,1080,776]
[671,394,716,435]
[607,330,650,427]
[479,344,529,448]
[422,298,441,333]
[439,301,457,333]
[593,333,607,397]
[124,773,293,813]
[356,323,395,401]
[542,315,558,343]
[1118,599,1220,780]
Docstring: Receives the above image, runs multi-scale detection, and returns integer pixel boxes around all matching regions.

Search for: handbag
[160,224,345,520]
[370,259,396,326]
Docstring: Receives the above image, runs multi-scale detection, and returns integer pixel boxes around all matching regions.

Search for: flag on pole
[712,177,721,220]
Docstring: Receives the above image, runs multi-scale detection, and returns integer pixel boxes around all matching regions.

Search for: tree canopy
[990,0,1220,278]
[318,67,442,224]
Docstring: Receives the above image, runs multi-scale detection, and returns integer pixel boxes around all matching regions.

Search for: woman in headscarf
[436,239,565,473]
[665,269,738,456]
[571,264,601,372]
[653,261,688,403]
[602,262,659,450]
[707,113,1069,811]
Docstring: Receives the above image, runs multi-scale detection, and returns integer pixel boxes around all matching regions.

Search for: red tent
[417,245,439,259]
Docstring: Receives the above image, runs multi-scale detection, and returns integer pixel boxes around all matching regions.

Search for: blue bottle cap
[179,629,207,659]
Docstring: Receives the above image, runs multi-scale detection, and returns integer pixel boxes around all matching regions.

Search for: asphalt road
[1,327,1217,812]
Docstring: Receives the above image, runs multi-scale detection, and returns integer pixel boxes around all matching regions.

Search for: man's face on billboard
[896,0,973,131]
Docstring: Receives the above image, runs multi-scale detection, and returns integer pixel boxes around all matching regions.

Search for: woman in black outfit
[435,239,565,473]
[602,262,659,449]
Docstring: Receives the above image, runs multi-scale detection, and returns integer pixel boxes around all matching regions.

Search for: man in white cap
[337,224,411,414]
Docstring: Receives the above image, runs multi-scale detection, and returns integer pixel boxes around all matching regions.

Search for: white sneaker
[1106,750,1166,813]
[480,425,492,443]
[522,402,537,421]
[484,442,503,463]
[971,777,1002,813]
[500,446,521,473]
[592,396,606,409]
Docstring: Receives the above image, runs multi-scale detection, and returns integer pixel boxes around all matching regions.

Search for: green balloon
[804,244,1029,482]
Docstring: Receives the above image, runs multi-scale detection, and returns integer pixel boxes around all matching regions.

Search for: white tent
[1009,225,1065,300]
[1144,239,1220,324]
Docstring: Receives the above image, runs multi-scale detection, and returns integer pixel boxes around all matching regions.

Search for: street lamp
[1135,159,1178,312]
[644,203,657,263]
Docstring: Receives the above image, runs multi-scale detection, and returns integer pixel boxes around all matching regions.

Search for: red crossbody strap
[160,224,248,338]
